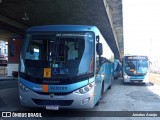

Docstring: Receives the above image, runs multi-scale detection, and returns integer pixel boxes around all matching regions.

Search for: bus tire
[101,81,104,94]
[95,101,100,106]
[123,80,126,84]
[107,85,111,90]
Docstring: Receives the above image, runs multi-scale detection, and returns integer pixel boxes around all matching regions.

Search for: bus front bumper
[19,83,96,110]
[123,74,149,83]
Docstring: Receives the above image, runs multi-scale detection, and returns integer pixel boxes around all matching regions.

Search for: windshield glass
[20,32,94,83]
[124,56,149,76]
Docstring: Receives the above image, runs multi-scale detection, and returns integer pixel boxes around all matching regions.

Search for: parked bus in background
[113,59,122,79]
[122,55,149,83]
[18,25,114,110]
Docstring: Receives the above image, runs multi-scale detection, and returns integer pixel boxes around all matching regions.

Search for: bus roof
[26,25,99,33]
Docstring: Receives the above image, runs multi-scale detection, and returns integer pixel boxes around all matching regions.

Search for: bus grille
[35,91,73,96]
[32,99,74,106]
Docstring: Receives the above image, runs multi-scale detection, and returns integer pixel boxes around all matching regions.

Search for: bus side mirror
[10,41,15,57]
[96,43,103,55]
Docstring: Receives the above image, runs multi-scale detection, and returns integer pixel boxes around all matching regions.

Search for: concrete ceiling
[0,0,123,59]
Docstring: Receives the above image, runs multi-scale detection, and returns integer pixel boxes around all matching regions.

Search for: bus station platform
[0,76,17,81]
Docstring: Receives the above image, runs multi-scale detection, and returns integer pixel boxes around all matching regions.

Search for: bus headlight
[19,83,29,92]
[74,82,94,94]
[123,72,128,79]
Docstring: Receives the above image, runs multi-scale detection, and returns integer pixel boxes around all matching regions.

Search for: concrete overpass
[0,0,123,60]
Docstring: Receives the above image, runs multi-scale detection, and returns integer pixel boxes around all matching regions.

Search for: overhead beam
[0,14,28,30]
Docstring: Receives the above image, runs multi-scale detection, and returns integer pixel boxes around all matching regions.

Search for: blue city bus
[122,55,149,83]
[18,25,114,110]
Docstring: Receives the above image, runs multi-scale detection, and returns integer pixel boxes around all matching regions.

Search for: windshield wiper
[76,72,93,79]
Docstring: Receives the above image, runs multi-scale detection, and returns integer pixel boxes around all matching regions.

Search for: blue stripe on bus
[19,77,95,92]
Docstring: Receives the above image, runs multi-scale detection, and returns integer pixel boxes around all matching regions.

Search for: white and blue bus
[18,25,114,110]
[122,55,149,83]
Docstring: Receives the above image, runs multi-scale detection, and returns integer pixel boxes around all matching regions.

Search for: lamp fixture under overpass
[22,12,29,21]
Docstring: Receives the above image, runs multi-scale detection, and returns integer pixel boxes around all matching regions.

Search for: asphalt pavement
[0,77,160,120]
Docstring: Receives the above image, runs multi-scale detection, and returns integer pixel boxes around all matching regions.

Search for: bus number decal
[44,68,51,78]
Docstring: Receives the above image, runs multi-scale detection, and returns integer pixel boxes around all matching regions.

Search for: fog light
[81,97,90,105]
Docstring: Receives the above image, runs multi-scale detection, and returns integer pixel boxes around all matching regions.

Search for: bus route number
[44,68,51,78]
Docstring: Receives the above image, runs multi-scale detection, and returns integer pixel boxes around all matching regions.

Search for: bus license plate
[46,105,59,110]
[134,81,139,83]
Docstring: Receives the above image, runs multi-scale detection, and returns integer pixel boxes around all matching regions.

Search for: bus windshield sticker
[44,68,51,78]
[56,33,87,37]
[52,68,60,75]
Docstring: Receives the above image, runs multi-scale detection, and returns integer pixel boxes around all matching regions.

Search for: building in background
[0,40,8,60]
[0,40,8,76]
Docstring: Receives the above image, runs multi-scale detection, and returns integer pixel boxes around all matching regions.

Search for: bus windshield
[124,56,149,76]
[20,32,94,84]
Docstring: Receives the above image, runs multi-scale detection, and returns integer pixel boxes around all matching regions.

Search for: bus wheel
[107,85,111,90]
[95,101,100,106]
[123,81,126,84]
[101,81,104,94]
